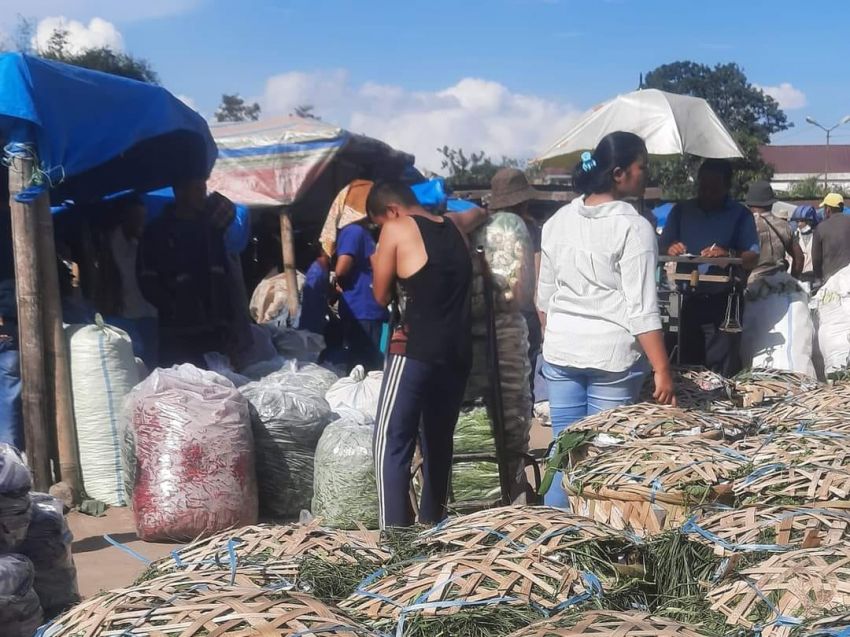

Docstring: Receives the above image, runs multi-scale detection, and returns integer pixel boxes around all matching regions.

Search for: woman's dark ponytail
[572,131,647,196]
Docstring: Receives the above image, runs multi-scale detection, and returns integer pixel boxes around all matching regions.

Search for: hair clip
[581,151,596,173]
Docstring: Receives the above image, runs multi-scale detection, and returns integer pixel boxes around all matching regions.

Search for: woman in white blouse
[537,131,675,507]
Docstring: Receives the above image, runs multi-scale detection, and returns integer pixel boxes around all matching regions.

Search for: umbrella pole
[36,194,81,499]
[9,159,52,490]
[279,208,300,321]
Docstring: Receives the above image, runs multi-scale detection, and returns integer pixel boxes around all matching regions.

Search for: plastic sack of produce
[324,365,383,421]
[0,554,43,637]
[67,317,139,506]
[240,374,333,519]
[470,212,536,316]
[20,493,79,617]
[257,360,340,396]
[121,364,258,541]
[270,327,326,363]
[312,416,378,529]
[741,272,816,376]
[814,264,850,373]
[0,444,31,552]
[249,271,305,327]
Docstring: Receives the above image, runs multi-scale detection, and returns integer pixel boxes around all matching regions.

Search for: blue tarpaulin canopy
[0,53,217,204]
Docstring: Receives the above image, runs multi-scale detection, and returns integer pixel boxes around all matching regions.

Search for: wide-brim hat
[745,180,777,208]
[489,168,540,210]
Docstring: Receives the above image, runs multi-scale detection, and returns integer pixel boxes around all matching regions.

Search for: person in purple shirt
[334,220,388,371]
[660,159,759,375]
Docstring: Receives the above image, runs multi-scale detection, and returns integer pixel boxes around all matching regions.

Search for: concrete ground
[68,418,551,599]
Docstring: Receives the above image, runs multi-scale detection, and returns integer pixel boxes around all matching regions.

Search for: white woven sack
[814,264,850,373]
[742,273,815,376]
[324,365,383,422]
[67,317,139,506]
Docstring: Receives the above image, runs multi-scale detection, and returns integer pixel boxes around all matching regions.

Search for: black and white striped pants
[373,354,469,529]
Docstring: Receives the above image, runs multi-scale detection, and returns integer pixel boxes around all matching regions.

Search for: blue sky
[3,0,848,169]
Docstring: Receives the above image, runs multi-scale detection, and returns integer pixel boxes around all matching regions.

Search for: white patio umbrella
[537,88,743,168]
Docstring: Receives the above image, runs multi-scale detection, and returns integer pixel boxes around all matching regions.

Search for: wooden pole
[279,208,299,321]
[35,193,81,498]
[9,159,52,490]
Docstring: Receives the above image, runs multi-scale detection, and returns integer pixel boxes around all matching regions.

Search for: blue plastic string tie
[226,538,239,585]
[103,534,152,565]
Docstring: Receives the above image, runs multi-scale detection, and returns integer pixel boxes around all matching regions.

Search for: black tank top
[389,216,472,367]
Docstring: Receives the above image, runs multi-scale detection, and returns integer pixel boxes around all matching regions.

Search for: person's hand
[652,368,676,406]
[700,245,729,258]
[207,192,236,230]
[667,242,687,257]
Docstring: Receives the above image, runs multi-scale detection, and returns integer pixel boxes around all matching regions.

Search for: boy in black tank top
[366,182,489,528]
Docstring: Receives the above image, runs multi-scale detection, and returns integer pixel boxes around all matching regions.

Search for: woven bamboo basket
[341,547,595,624]
[733,369,820,408]
[147,521,390,577]
[733,453,850,507]
[760,383,850,430]
[569,404,750,441]
[505,610,714,637]
[734,430,850,465]
[685,506,850,557]
[641,366,731,408]
[564,438,748,536]
[41,573,375,636]
[417,505,631,556]
[707,547,850,637]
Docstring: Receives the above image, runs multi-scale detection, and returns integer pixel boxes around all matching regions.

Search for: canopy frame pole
[9,158,52,490]
[279,208,299,321]
[36,192,81,499]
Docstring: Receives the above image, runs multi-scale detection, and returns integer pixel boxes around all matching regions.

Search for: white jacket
[537,197,661,372]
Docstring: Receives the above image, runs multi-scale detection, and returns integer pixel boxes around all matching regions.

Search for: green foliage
[643,61,791,199]
[37,27,159,84]
[785,176,847,200]
[293,104,320,120]
[438,146,522,187]
[215,94,261,122]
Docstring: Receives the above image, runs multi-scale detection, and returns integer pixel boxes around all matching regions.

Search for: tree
[215,94,261,123]
[785,176,846,200]
[437,146,521,186]
[293,104,320,120]
[642,61,791,199]
[37,26,159,83]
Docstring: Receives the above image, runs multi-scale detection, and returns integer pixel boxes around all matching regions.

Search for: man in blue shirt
[335,219,388,371]
[660,159,759,374]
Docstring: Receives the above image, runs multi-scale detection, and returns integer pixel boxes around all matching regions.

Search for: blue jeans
[0,336,23,451]
[542,358,648,507]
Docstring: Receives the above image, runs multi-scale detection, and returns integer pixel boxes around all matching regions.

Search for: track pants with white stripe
[374,353,470,528]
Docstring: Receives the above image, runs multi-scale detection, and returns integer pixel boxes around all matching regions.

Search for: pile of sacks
[0,444,79,636]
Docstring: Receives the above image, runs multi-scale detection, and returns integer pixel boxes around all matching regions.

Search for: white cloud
[0,1,203,27]
[261,70,580,172]
[756,82,807,110]
[176,94,198,111]
[32,16,123,54]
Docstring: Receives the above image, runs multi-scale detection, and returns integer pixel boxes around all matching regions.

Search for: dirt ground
[68,507,183,597]
[68,418,552,598]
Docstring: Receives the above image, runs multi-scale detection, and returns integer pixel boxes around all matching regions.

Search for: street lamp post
[805,115,850,190]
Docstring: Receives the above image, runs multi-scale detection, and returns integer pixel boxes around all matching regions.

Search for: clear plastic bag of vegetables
[0,444,32,552]
[470,212,536,316]
[19,493,79,617]
[121,365,259,541]
[240,373,333,519]
[312,415,378,529]
[0,554,43,637]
